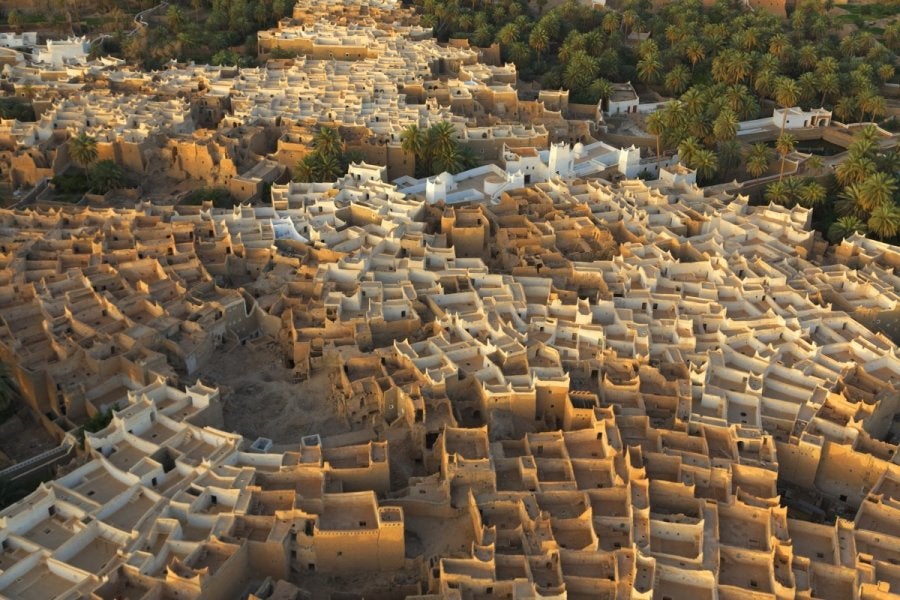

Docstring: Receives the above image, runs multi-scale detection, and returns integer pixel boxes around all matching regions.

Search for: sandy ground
[290,567,423,599]
[606,114,650,136]
[404,513,476,560]
[195,339,350,444]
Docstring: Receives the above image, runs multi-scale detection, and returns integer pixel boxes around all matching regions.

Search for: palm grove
[415,0,899,241]
[292,123,478,183]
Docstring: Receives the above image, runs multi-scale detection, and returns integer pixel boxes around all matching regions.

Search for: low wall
[598,132,655,149]
[382,498,465,519]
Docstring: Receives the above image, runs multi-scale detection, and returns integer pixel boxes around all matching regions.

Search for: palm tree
[293,156,315,182]
[710,50,732,83]
[690,148,718,183]
[797,44,818,71]
[765,180,792,206]
[837,183,866,217]
[835,154,876,187]
[756,53,781,78]
[582,30,604,56]
[867,203,900,240]
[638,39,659,60]
[433,145,464,174]
[636,52,662,86]
[854,125,882,148]
[428,122,458,161]
[313,126,343,160]
[315,152,343,181]
[717,139,742,179]
[684,40,705,71]
[563,51,599,94]
[400,124,426,164]
[590,79,614,109]
[755,70,777,99]
[68,133,98,169]
[768,34,789,59]
[89,160,124,193]
[645,112,664,171]
[815,56,840,78]
[834,97,857,123]
[735,28,760,52]
[713,109,738,143]
[886,20,900,52]
[805,155,824,173]
[665,24,684,45]
[725,85,756,120]
[496,23,520,46]
[745,143,771,178]
[798,72,818,104]
[860,93,886,123]
[664,65,691,96]
[529,26,549,56]
[818,72,839,106]
[860,172,898,212]
[798,180,826,208]
[506,42,531,65]
[166,4,185,33]
[774,77,800,136]
[775,132,797,181]
[828,215,867,242]
[677,137,702,167]
[661,101,688,145]
[729,51,752,85]
[621,9,638,34]
[557,31,582,64]
[680,88,704,120]
[459,144,479,171]
[688,118,711,145]
[877,149,900,175]
[703,23,728,49]
[602,12,620,35]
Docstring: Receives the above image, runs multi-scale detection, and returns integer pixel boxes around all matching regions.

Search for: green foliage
[292,126,368,182]
[398,122,479,179]
[114,0,287,68]
[0,98,35,122]
[67,133,98,169]
[51,171,91,196]
[412,0,896,130]
[828,215,867,243]
[744,143,772,179]
[210,49,249,67]
[89,160,125,194]
[816,127,900,243]
[83,405,117,434]
[181,187,236,208]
